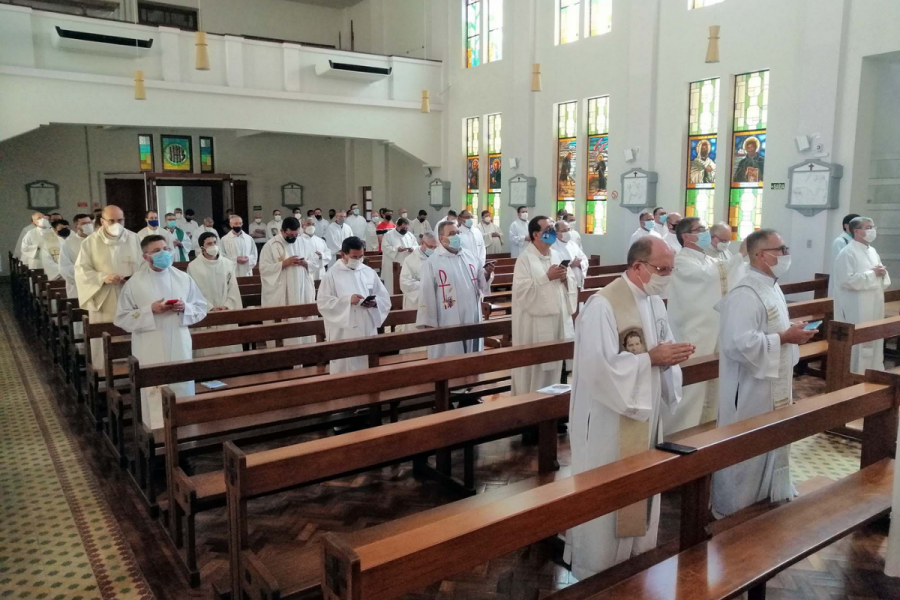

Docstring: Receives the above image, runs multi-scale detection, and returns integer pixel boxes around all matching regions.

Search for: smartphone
[559,260,571,268]
[803,320,823,331]
[364,295,376,303]
[165,299,179,305]
[655,441,697,455]
[485,260,497,267]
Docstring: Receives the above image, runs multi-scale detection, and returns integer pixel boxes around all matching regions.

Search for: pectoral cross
[439,269,455,309]
[468,263,479,288]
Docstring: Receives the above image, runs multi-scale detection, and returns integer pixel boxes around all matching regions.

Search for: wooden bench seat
[580,458,892,600]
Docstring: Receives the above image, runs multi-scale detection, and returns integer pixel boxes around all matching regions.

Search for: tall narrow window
[688,0,725,8]
[138,134,154,172]
[729,70,769,241]
[466,117,481,213]
[487,113,502,225]
[685,78,720,225]
[487,0,503,62]
[466,0,482,68]
[558,0,580,45]
[586,96,609,235]
[587,0,611,37]
[557,102,577,217]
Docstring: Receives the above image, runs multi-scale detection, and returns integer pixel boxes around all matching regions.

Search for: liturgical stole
[596,277,652,539]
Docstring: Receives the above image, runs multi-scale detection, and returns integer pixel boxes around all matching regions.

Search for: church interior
[4,0,900,599]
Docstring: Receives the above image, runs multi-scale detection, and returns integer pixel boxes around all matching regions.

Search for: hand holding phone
[803,320,823,331]
[559,259,571,268]
[165,299,179,305]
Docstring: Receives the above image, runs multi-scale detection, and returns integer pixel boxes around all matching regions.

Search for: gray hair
[437,220,456,237]
[848,216,874,234]
[554,220,569,232]
[710,222,731,239]
[626,236,655,267]
[421,231,437,243]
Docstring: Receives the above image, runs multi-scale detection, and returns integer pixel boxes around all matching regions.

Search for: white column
[224,35,244,88]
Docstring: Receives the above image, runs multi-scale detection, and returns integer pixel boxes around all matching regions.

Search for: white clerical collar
[622,273,649,299]
[436,244,460,258]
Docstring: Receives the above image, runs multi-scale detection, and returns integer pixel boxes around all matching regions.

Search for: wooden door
[104,178,147,232]
[233,180,249,232]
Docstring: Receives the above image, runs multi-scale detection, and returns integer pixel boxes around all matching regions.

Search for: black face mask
[398,228,408,235]
[385,215,393,222]
[58,228,71,238]
[284,235,298,244]
[418,216,426,222]
[315,215,322,220]
[231,226,243,234]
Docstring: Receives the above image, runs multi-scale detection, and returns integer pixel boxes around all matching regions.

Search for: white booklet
[537,383,571,395]
[201,380,227,389]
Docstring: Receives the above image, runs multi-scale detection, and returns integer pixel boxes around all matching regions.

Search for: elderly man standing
[508,206,530,259]
[511,216,577,398]
[381,217,416,294]
[220,215,258,277]
[712,229,816,518]
[552,220,589,288]
[706,222,735,261]
[303,216,331,279]
[21,213,51,269]
[828,213,860,297]
[834,216,891,373]
[324,210,353,268]
[563,214,583,249]
[666,217,745,433]
[400,232,438,315]
[15,212,43,260]
[476,210,503,255]
[416,221,495,358]
[75,205,143,363]
[566,235,693,578]
[457,210,486,264]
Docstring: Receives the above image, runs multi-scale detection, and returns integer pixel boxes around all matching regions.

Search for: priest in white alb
[511,216,577,398]
[258,216,318,345]
[381,217,417,294]
[665,217,746,433]
[833,216,891,373]
[508,207,530,258]
[114,234,207,429]
[411,210,433,240]
[187,232,244,357]
[317,237,391,373]
[457,210,487,264]
[303,217,332,279]
[416,221,495,358]
[59,214,93,300]
[324,211,353,268]
[14,212,42,260]
[828,213,859,297]
[137,210,175,248]
[566,235,693,578]
[345,204,368,240]
[220,215,258,277]
[399,232,438,348]
[21,213,51,269]
[476,210,503,255]
[552,220,589,288]
[628,210,656,249]
[75,205,143,363]
[711,229,816,518]
[39,219,69,281]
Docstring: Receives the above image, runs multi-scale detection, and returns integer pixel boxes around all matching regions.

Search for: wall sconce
[134,70,146,100]
[421,90,430,113]
[531,64,542,92]
[195,31,210,70]
[706,26,720,63]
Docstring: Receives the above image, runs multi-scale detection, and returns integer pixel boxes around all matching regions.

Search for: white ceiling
[283,0,366,8]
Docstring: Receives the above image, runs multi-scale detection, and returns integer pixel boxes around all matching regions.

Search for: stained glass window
[685,78,719,225]
[199,136,215,173]
[586,96,609,235]
[558,0,580,45]
[138,134,154,171]
[729,70,769,241]
[466,116,481,213]
[588,0,611,37]
[557,102,577,217]
[487,113,502,226]
[487,0,503,63]
[688,0,725,8]
[466,0,481,68]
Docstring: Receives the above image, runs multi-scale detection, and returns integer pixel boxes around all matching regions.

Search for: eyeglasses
[641,262,676,276]
[761,246,790,256]
[690,227,709,234]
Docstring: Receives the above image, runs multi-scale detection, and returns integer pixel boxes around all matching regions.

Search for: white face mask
[38,218,50,228]
[483,216,491,224]
[424,247,435,257]
[558,232,569,243]
[274,215,282,222]
[372,216,381,224]
[204,245,219,258]
[864,228,877,243]
[766,253,792,278]
[568,221,576,228]
[304,226,316,236]
[400,213,408,219]
[81,223,94,236]
[346,258,361,270]
[106,222,123,237]
[519,212,528,221]
[640,264,670,296]
[715,241,729,252]
[254,218,262,224]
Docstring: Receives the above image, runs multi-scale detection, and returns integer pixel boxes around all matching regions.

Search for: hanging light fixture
[134,70,147,100]
[531,64,542,92]
[195,0,210,70]
[421,90,431,113]
[705,25,720,63]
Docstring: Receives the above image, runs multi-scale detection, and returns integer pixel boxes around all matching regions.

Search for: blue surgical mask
[541,230,558,245]
[659,214,668,224]
[424,248,435,257]
[696,231,712,249]
[353,209,360,215]
[448,234,462,250]
[167,220,177,228]
[465,218,474,229]
[151,250,173,269]
[148,219,160,228]
[642,220,653,231]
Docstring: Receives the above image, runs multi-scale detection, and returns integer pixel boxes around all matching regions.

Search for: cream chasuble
[187,254,244,357]
[258,234,317,346]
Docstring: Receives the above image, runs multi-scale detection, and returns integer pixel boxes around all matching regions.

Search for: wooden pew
[223,390,568,600]
[160,336,564,584]
[81,317,128,430]
[779,272,829,298]
[319,371,899,600]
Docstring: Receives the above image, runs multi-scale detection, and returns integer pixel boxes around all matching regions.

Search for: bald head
[626,235,674,293]
[710,222,731,241]
[102,205,124,222]
[32,211,45,224]
[100,205,125,237]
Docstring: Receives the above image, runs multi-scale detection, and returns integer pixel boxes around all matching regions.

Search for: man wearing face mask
[381,217,416,294]
[435,209,457,232]
[250,212,267,248]
[329,208,337,222]
[366,212,381,251]
[410,210,433,240]
[21,213,51,269]
[564,214,583,249]
[313,208,329,237]
[706,222,735,261]
[115,234,207,429]
[220,215,258,277]
[75,205,143,364]
[456,210,486,264]
[324,211,354,269]
[416,221,495,358]
[712,229,815,518]
[176,209,200,241]
[266,210,283,241]
[39,219,70,281]
[552,220,589,288]
[476,210,503,255]
[345,203,367,240]
[138,210,176,248]
[511,216,577,400]
[188,232,243,356]
[665,217,746,434]
[628,210,656,249]
[164,212,192,262]
[651,208,668,239]
[303,217,331,280]
[317,236,391,374]
[59,214,93,300]
[662,212,683,252]
[15,212,44,260]
[833,216,891,374]
[828,213,860,297]
[258,216,318,345]
[566,235,693,578]
[376,209,397,253]
[199,216,220,239]
[508,206,530,258]
[400,232,439,340]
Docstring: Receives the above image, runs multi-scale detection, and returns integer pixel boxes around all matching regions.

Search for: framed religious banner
[26,180,60,210]
[282,182,303,208]
[786,160,843,216]
[160,135,193,172]
[199,136,215,173]
[620,168,658,213]
[430,179,451,208]
[508,174,536,208]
